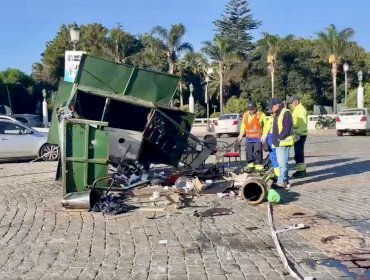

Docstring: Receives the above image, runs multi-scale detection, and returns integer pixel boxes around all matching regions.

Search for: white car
[336,108,370,136]
[214,113,241,137]
[0,119,59,161]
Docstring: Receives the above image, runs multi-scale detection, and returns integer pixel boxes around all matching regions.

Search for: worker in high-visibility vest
[262,113,279,180]
[270,98,294,188]
[238,101,266,173]
[288,95,308,178]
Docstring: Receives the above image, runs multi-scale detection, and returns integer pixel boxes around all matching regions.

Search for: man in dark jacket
[271,98,294,188]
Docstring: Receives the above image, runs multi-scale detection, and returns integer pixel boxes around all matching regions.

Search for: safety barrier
[191,115,337,135]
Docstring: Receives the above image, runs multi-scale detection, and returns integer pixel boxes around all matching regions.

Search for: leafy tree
[224,96,248,113]
[202,37,239,114]
[194,102,206,117]
[346,83,370,108]
[108,23,143,63]
[0,68,38,113]
[131,34,168,72]
[32,23,113,85]
[214,0,261,57]
[177,52,208,106]
[316,24,355,113]
[151,24,193,74]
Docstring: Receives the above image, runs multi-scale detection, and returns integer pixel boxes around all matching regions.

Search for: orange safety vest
[243,112,263,138]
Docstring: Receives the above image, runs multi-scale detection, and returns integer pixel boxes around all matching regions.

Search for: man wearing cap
[271,98,294,188]
[289,95,308,178]
[238,101,266,173]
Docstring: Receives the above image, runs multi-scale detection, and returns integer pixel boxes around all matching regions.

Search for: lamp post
[70,23,80,51]
[357,70,364,108]
[343,63,349,109]
[205,68,214,132]
[189,83,194,113]
[42,89,48,127]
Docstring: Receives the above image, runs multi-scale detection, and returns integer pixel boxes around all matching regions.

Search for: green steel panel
[62,119,109,194]
[75,55,180,104]
[48,81,74,145]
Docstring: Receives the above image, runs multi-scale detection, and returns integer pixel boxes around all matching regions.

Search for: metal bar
[67,118,108,126]
[84,123,89,188]
[122,67,136,95]
[65,158,109,164]
[101,98,111,122]
[61,119,67,195]
[267,203,303,280]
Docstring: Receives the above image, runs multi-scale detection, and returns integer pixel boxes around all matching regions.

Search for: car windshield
[15,117,28,123]
[340,110,365,116]
[219,114,238,120]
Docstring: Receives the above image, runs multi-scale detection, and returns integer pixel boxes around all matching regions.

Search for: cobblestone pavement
[0,134,369,280]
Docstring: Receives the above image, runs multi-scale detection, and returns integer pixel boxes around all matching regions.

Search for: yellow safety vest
[274,108,294,147]
[292,103,308,136]
[262,116,273,139]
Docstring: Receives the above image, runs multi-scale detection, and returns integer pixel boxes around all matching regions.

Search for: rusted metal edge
[267,202,304,280]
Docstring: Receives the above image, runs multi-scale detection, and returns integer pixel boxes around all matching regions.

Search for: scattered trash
[175,177,194,193]
[61,189,101,210]
[92,193,133,215]
[159,240,168,244]
[150,191,160,201]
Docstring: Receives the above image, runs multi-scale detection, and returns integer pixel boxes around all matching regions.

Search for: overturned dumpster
[49,55,213,200]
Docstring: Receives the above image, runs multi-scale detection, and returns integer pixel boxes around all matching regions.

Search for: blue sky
[1,0,369,74]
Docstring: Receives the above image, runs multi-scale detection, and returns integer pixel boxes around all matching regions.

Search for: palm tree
[259,33,294,98]
[201,37,239,115]
[177,52,208,107]
[131,34,168,72]
[152,24,193,74]
[317,24,355,113]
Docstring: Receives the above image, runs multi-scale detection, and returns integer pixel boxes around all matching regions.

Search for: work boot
[245,167,255,173]
[292,170,306,178]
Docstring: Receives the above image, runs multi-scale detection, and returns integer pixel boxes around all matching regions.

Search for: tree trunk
[332,62,337,114]
[179,82,183,107]
[271,66,275,99]
[167,52,175,74]
[219,63,224,115]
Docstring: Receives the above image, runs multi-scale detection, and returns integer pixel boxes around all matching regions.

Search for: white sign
[64,51,86,83]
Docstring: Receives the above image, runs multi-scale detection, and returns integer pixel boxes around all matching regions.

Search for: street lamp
[358,70,363,87]
[357,70,364,108]
[343,62,349,109]
[189,83,194,113]
[70,23,80,51]
[212,104,217,113]
[205,68,214,132]
[42,89,48,127]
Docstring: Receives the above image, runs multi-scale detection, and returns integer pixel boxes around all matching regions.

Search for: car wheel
[40,144,59,161]
[336,130,343,136]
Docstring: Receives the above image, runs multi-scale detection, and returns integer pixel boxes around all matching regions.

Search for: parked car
[0,114,48,132]
[0,119,59,161]
[12,114,43,127]
[214,113,241,137]
[336,108,370,136]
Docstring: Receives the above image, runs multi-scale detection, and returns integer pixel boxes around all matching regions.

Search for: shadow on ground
[293,159,370,186]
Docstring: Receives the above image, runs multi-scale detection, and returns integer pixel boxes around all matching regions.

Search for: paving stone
[1,135,369,280]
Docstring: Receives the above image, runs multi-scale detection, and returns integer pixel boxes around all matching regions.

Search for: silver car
[0,119,58,161]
